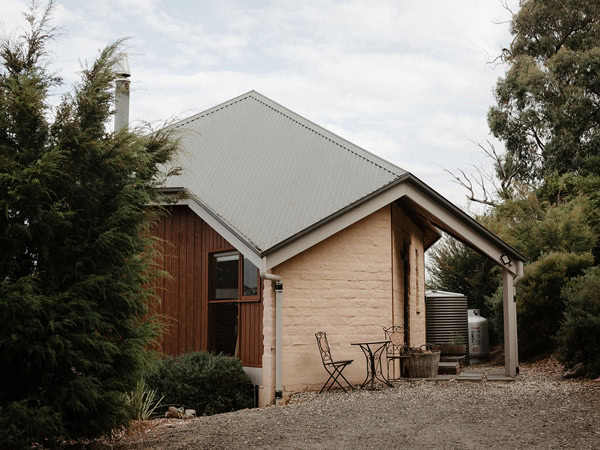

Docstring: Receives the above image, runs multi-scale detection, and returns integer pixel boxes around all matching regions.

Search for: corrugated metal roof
[163,90,406,254]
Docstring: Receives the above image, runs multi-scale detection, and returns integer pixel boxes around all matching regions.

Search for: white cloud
[2,0,520,211]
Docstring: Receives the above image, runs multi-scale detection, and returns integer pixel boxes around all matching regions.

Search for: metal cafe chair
[315,331,354,393]
[383,325,410,381]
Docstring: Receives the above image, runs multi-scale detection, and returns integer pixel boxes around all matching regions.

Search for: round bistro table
[351,340,393,389]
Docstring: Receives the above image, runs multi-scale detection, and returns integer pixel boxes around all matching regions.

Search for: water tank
[468,309,489,362]
[425,290,469,362]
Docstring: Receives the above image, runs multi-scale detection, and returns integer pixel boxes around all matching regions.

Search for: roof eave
[154,187,263,266]
[402,174,528,262]
[262,173,410,257]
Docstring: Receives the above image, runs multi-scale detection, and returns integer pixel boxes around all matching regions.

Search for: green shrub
[146,352,253,416]
[485,287,504,345]
[557,266,600,378]
[517,252,594,359]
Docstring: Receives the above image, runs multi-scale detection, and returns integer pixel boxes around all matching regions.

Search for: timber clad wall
[151,206,263,367]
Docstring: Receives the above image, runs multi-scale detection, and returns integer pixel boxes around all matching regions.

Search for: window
[210,251,260,302]
[211,252,239,300]
[208,251,261,358]
[242,256,259,298]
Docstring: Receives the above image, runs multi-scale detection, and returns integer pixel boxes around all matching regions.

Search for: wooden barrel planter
[406,347,441,378]
[440,344,467,355]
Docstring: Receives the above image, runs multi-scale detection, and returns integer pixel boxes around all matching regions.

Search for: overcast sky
[2,0,519,210]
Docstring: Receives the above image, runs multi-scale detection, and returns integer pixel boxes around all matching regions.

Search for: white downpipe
[261,271,283,404]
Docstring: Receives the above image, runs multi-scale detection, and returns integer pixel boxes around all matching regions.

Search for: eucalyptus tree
[489,0,600,187]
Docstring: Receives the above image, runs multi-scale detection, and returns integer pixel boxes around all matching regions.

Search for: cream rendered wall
[392,206,405,330]
[259,203,428,403]
[391,203,426,346]
[271,206,394,394]
[259,279,276,406]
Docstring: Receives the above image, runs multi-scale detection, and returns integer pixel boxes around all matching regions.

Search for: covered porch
[259,174,525,396]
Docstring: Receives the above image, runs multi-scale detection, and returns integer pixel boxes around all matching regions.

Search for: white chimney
[114,53,131,132]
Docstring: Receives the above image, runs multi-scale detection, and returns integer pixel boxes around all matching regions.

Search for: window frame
[241,254,260,301]
[209,251,261,303]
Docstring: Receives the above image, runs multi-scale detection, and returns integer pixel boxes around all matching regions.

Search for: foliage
[538,174,600,262]
[428,236,500,319]
[450,333,466,346]
[484,286,505,345]
[437,1,600,369]
[428,187,597,346]
[516,252,593,359]
[0,3,177,447]
[123,379,164,421]
[146,352,254,416]
[488,0,600,187]
[556,266,600,378]
[482,187,597,261]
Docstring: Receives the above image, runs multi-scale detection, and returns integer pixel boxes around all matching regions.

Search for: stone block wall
[259,203,428,404]
[272,206,394,395]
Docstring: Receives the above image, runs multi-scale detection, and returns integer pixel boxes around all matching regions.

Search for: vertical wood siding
[153,205,263,367]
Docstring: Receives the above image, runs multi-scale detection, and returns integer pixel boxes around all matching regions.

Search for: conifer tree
[0,3,177,447]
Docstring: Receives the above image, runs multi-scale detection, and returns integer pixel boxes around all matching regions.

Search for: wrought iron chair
[383,325,410,381]
[315,331,354,393]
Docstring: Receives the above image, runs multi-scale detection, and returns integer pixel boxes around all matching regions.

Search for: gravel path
[110,360,600,449]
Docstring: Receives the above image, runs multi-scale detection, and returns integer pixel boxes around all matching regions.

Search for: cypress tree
[0,3,178,447]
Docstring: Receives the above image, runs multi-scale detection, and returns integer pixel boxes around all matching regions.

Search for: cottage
[152,91,525,406]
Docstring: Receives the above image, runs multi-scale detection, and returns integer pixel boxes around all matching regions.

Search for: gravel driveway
[110,359,599,449]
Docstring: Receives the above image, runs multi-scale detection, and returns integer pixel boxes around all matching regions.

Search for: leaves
[557,266,600,377]
[489,0,600,186]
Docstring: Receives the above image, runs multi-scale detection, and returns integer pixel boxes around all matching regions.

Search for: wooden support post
[503,269,518,377]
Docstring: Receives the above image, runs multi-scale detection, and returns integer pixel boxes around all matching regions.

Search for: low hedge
[557,266,600,378]
[516,251,593,359]
[146,352,253,416]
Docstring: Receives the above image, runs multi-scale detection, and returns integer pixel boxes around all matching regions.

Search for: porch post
[502,268,518,377]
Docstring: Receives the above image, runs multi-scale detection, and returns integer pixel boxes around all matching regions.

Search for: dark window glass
[243,257,258,297]
[208,302,238,356]
[211,252,239,300]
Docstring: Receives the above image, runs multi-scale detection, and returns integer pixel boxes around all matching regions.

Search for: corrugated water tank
[425,290,469,363]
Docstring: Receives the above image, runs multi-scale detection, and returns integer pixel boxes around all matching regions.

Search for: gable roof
[163,90,406,254]
[161,90,526,268]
